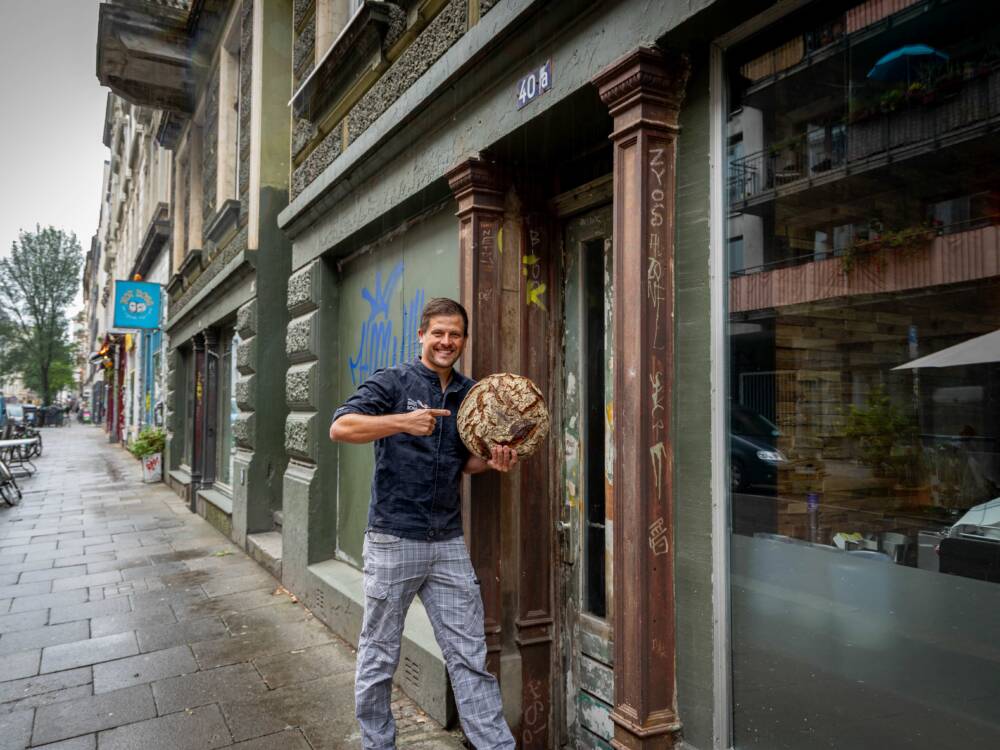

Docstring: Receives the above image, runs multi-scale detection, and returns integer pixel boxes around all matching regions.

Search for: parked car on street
[731,405,787,491]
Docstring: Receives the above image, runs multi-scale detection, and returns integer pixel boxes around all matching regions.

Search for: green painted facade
[333,208,460,564]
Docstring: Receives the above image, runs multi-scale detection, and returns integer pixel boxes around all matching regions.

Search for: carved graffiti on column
[650,366,665,433]
[648,141,670,506]
[348,261,426,386]
[648,516,669,556]
[478,286,495,306]
[522,678,546,745]
[650,440,666,498]
[648,147,667,351]
[480,221,497,266]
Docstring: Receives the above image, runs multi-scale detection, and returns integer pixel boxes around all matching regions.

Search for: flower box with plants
[847,59,1000,159]
[839,221,935,274]
[130,426,166,483]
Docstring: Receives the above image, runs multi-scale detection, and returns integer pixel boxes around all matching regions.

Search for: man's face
[419,314,466,371]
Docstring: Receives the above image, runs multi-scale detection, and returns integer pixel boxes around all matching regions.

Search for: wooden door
[558,204,615,749]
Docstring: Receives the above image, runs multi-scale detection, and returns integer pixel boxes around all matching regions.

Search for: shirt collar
[410,357,467,391]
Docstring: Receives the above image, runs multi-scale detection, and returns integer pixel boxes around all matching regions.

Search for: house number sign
[516,60,552,109]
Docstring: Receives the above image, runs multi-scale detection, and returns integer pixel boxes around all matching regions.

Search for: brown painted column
[593,47,690,750]
[516,209,554,749]
[447,157,504,678]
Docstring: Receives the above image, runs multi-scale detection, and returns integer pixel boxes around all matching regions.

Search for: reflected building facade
[726,1,1000,745]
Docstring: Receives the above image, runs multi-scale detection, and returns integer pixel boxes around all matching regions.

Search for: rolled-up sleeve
[331,368,398,425]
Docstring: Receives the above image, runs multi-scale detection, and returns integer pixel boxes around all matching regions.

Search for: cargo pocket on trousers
[463,576,485,636]
[362,576,396,644]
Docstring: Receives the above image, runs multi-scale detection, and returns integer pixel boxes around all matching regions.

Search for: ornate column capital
[202,328,219,349]
[593,46,690,136]
[446,157,505,218]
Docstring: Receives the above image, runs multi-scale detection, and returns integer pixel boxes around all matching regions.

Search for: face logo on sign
[120,288,154,315]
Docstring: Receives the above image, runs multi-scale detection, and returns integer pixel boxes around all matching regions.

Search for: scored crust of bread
[456,373,550,460]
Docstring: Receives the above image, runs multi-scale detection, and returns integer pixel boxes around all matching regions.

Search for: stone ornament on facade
[456,373,550,460]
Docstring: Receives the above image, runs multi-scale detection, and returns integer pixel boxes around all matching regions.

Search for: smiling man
[330,297,516,750]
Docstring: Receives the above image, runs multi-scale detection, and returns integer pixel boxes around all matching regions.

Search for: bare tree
[0,226,82,404]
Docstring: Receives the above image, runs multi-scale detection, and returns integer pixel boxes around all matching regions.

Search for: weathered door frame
[448,159,560,749]
[553,183,616,749]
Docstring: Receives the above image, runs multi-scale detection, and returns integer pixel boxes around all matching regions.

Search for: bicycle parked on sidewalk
[0,456,21,506]
[4,405,42,458]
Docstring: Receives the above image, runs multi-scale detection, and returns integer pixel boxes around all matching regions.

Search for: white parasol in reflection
[951,497,1000,530]
[893,329,1000,370]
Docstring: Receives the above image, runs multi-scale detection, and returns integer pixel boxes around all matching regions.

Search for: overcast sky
[0,0,108,267]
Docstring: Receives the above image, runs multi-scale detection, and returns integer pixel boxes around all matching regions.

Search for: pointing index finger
[429,409,451,417]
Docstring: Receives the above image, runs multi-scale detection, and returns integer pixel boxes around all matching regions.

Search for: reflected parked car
[731,405,787,491]
[939,497,1000,583]
[6,403,24,425]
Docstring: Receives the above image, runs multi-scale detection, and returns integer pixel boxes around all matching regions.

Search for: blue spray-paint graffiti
[349,262,426,386]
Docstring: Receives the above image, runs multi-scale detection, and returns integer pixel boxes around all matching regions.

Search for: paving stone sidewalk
[0,425,464,750]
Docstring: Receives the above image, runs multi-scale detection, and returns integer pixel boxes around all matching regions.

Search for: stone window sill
[197,487,233,516]
[205,199,241,244]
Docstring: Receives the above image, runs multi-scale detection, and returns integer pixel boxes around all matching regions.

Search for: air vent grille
[402,656,421,691]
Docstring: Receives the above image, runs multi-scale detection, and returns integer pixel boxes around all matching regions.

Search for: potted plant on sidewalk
[130,426,165,483]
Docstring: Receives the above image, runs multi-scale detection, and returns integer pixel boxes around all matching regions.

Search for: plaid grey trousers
[356,531,514,750]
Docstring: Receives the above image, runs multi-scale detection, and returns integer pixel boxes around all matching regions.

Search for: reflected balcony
[729,67,1000,214]
[730,220,1000,313]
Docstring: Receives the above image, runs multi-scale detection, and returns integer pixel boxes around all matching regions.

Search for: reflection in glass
[726,1,1000,746]
[216,328,239,487]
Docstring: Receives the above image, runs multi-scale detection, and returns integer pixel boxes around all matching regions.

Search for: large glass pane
[181,346,194,468]
[216,328,238,487]
[726,2,1000,746]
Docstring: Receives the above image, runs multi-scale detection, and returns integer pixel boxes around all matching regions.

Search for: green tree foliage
[0,226,82,404]
[844,384,922,482]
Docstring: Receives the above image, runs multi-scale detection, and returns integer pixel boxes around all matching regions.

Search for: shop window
[151,347,162,426]
[215,327,239,490]
[179,345,194,470]
[725,0,1000,746]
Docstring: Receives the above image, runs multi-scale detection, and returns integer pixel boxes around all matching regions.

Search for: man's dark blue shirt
[332,359,474,542]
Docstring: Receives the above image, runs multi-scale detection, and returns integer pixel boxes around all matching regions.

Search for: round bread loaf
[457,373,550,460]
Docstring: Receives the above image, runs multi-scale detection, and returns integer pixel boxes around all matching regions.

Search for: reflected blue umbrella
[867,44,949,82]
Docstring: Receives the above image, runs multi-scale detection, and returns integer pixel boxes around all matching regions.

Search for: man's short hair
[420,298,468,336]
